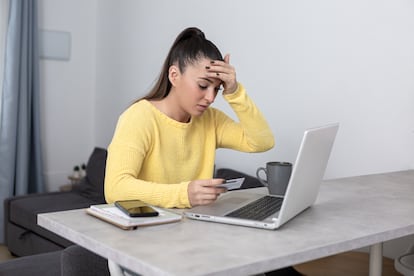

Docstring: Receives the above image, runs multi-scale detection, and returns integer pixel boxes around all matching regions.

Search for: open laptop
[184,123,339,230]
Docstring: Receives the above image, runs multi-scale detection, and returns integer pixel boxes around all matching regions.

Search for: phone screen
[115,200,159,217]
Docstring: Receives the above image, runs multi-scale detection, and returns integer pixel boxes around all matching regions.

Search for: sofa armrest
[4,192,63,245]
[3,196,11,244]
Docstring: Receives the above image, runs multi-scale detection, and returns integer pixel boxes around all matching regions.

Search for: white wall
[39,0,414,190]
[38,0,97,191]
[95,0,414,180]
[39,0,414,257]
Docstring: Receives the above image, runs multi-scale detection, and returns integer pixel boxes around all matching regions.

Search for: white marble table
[38,170,414,276]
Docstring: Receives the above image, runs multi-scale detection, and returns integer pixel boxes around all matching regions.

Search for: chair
[0,245,109,276]
[395,243,414,276]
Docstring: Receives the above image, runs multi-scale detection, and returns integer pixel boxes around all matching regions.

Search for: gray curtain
[0,0,44,242]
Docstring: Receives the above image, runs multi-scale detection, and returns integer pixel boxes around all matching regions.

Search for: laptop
[184,123,339,230]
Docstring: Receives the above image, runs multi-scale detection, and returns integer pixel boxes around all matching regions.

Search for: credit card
[217,177,245,190]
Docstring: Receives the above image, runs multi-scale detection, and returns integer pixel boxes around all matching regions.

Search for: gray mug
[256,162,292,196]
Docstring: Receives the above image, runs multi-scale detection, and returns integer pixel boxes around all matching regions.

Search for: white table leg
[369,242,383,276]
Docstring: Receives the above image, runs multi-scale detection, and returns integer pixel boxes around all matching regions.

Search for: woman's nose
[204,88,216,103]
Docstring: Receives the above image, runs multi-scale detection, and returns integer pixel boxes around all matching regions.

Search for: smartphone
[114,200,159,217]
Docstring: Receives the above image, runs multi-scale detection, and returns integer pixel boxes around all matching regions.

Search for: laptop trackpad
[225,197,249,205]
[191,192,263,216]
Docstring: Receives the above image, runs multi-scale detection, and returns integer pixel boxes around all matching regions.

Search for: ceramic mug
[256,161,292,196]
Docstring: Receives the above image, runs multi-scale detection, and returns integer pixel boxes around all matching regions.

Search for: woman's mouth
[196,104,208,112]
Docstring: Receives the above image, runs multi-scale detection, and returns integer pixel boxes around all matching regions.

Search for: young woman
[104,27,274,209]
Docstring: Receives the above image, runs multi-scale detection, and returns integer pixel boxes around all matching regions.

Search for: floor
[0,245,15,263]
[294,251,401,276]
[0,244,402,275]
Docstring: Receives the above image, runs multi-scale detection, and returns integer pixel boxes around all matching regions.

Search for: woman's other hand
[188,178,227,207]
[206,54,238,94]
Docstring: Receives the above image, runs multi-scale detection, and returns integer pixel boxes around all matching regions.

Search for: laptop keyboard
[225,196,283,221]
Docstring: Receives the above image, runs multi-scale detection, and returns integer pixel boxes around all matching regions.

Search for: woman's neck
[150,97,190,123]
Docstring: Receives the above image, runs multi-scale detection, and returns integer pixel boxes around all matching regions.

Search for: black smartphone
[114,200,159,217]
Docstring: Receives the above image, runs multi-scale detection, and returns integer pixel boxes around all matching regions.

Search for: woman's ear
[168,65,180,86]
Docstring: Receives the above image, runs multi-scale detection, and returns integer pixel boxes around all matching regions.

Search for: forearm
[221,83,275,152]
[104,175,190,208]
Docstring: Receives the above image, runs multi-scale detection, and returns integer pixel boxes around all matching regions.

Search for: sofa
[3,147,108,257]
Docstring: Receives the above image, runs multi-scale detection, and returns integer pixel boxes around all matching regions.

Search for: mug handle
[256,167,268,187]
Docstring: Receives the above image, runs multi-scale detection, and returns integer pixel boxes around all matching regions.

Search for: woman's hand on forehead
[205,54,238,94]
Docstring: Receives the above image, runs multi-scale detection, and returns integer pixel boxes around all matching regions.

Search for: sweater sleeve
[104,144,191,208]
[216,83,275,152]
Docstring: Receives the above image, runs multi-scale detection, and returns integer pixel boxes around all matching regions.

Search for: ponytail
[137,27,223,102]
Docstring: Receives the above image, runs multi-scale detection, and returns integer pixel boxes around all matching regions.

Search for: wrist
[223,83,238,95]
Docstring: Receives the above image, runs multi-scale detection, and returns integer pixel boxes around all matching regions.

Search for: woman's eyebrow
[198,77,213,83]
[199,77,223,87]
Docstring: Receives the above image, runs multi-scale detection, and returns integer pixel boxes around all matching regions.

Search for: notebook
[184,123,339,230]
[86,204,182,230]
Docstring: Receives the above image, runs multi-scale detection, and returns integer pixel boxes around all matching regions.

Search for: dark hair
[138,27,223,102]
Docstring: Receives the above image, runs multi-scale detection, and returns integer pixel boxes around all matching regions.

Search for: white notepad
[86,203,182,230]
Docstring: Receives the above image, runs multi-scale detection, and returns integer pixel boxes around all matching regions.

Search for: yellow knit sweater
[104,83,274,208]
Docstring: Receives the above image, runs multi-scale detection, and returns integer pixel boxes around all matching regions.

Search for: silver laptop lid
[277,123,339,226]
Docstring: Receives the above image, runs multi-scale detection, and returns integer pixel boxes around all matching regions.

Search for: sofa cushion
[9,191,99,242]
[6,222,71,256]
[72,147,107,202]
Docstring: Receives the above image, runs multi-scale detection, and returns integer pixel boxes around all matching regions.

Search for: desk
[38,170,414,276]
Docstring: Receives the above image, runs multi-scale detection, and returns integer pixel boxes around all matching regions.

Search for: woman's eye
[215,85,224,93]
[199,85,208,90]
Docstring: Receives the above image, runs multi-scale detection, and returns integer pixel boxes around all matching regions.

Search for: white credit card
[217,177,245,190]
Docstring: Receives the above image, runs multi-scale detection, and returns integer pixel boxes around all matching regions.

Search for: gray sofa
[3,147,108,257]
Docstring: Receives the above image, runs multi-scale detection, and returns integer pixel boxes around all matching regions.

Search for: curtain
[0,0,44,242]
[0,0,9,114]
